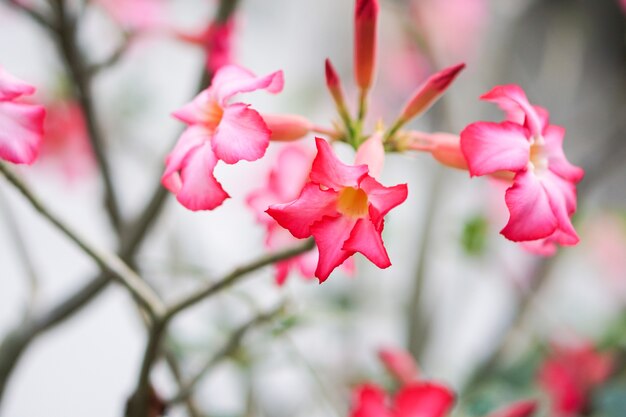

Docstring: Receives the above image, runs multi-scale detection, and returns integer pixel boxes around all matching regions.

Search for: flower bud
[378,347,419,385]
[325,59,347,109]
[263,113,313,142]
[354,0,379,91]
[406,131,468,170]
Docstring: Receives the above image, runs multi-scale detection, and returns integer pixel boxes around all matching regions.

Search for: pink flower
[39,100,94,180]
[378,347,420,385]
[96,0,164,31]
[538,341,613,417]
[267,138,407,282]
[162,65,283,211]
[485,400,537,417]
[460,85,584,252]
[175,19,235,74]
[349,382,455,417]
[0,66,45,165]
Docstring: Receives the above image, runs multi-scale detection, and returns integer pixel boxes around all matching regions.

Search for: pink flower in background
[267,138,407,282]
[378,347,420,385]
[485,400,537,417]
[0,66,45,164]
[460,85,584,252]
[620,0,626,14]
[349,382,455,417]
[538,341,613,417]
[39,100,94,180]
[96,0,164,31]
[176,19,235,74]
[162,65,283,211]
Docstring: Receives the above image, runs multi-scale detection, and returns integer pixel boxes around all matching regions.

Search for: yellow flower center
[204,100,224,131]
[529,135,548,172]
[337,187,369,218]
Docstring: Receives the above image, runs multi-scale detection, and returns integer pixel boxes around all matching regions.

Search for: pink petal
[172,90,216,125]
[543,125,584,183]
[540,171,579,245]
[266,183,339,239]
[520,238,558,256]
[212,65,284,104]
[212,103,270,164]
[310,137,368,190]
[355,133,385,178]
[162,126,209,188]
[0,66,36,100]
[175,142,229,211]
[486,400,538,417]
[480,84,543,136]
[0,101,45,164]
[343,218,391,269]
[393,382,456,417]
[501,170,558,242]
[460,121,530,177]
[310,215,358,282]
[274,261,291,286]
[359,176,408,223]
[350,384,392,417]
[269,145,314,201]
[378,347,420,385]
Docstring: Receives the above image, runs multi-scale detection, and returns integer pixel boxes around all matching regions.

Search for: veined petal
[394,382,456,417]
[350,384,392,417]
[172,90,216,125]
[0,101,45,164]
[311,137,368,190]
[460,121,530,177]
[266,183,339,239]
[480,84,544,136]
[359,176,408,221]
[0,66,36,101]
[343,218,391,268]
[175,143,229,211]
[501,170,558,242]
[212,65,284,104]
[355,133,385,178]
[310,215,358,282]
[541,171,579,245]
[212,103,270,164]
[543,125,584,183]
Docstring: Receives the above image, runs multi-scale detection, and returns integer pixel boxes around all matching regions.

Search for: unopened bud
[354,0,379,91]
[263,113,313,142]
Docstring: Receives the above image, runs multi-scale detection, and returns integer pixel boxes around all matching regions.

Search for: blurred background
[0,0,625,416]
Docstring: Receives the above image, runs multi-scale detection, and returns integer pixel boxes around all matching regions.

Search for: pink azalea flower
[162,65,283,211]
[349,382,455,417]
[378,347,420,385]
[460,85,584,251]
[538,341,613,417]
[39,100,94,180]
[267,138,407,282]
[0,66,45,165]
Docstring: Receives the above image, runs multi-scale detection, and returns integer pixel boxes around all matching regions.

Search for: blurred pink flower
[538,341,613,417]
[163,65,283,211]
[39,100,94,180]
[267,138,407,282]
[0,66,45,164]
[486,400,537,417]
[349,382,455,417]
[460,85,583,253]
[175,18,235,74]
[378,347,420,385]
[96,0,165,31]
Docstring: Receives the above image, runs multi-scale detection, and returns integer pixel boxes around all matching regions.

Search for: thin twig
[87,32,134,76]
[166,303,286,405]
[0,162,165,319]
[3,0,56,30]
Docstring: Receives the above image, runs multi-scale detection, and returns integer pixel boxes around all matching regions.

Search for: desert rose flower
[175,18,235,74]
[349,382,455,417]
[0,66,45,164]
[267,138,407,282]
[162,65,283,211]
[460,85,584,251]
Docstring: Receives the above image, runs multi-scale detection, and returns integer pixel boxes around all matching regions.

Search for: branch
[2,0,56,30]
[0,162,165,319]
[86,31,134,76]
[166,303,286,405]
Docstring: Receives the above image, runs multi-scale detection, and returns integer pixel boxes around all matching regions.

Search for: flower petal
[172,90,215,125]
[162,126,209,188]
[0,66,36,101]
[394,382,456,417]
[175,142,229,211]
[310,215,358,282]
[501,170,558,242]
[266,183,339,239]
[540,171,579,245]
[543,125,584,183]
[350,384,392,417]
[480,84,543,136]
[269,145,313,200]
[359,176,408,222]
[310,137,368,190]
[343,218,390,269]
[0,101,45,164]
[212,103,270,164]
[460,121,530,177]
[355,132,385,178]
[212,65,284,104]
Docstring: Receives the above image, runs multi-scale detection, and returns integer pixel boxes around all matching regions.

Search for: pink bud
[325,59,347,108]
[354,0,379,91]
[406,131,468,170]
[263,114,313,142]
[399,63,465,123]
[486,400,537,417]
[378,347,419,385]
